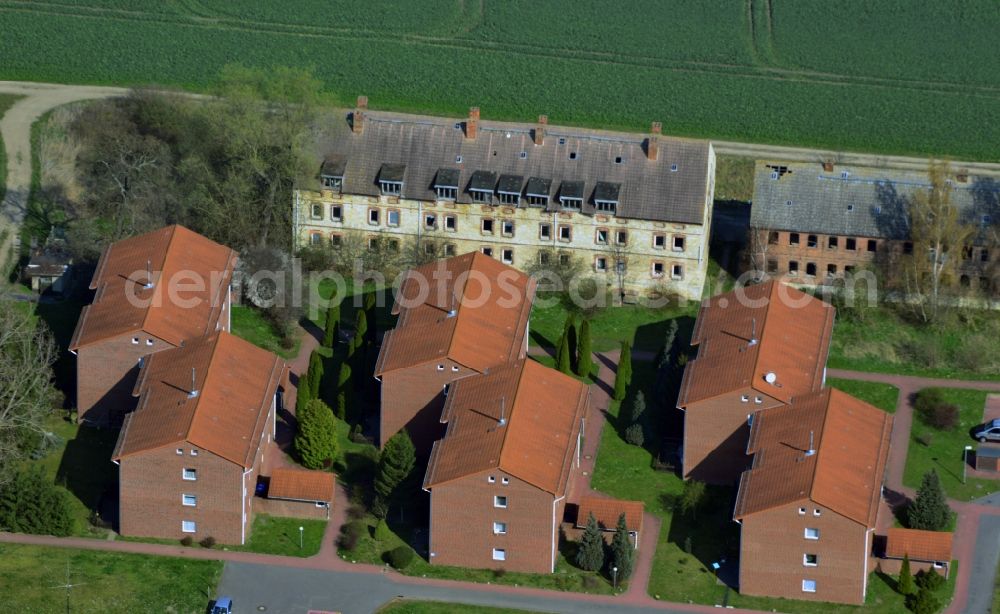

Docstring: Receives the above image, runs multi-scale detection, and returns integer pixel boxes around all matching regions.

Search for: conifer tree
[630,390,646,424]
[909,470,951,531]
[575,318,593,377]
[557,333,572,375]
[566,315,578,372]
[322,299,340,348]
[575,512,605,571]
[334,361,352,420]
[375,431,416,500]
[294,399,338,469]
[613,341,632,401]
[609,512,634,581]
[296,369,312,413]
[307,350,324,400]
[898,553,915,595]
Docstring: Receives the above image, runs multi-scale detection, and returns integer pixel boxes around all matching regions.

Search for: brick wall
[739,502,870,605]
[428,472,561,574]
[379,359,472,451]
[682,389,782,485]
[76,331,174,425]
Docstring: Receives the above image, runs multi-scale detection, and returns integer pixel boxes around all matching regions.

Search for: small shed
[264,468,335,519]
[23,244,73,294]
[974,446,1000,472]
[881,528,953,578]
[575,496,644,548]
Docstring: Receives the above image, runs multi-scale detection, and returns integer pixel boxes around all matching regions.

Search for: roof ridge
[139,225,179,335]
[242,354,283,467]
[747,281,777,392]
[807,388,835,508]
[496,360,529,477]
[181,331,221,443]
[443,253,475,359]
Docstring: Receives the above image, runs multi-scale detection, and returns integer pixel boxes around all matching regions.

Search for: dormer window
[594,182,621,214]
[378,163,405,196]
[559,180,584,210]
[321,175,343,190]
[525,177,551,207]
[497,174,523,206]
[469,170,497,205]
[319,154,346,191]
[434,168,459,201]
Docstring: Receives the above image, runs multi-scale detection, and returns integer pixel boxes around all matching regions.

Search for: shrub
[914,388,959,431]
[370,497,389,519]
[0,467,74,537]
[906,587,942,614]
[624,423,644,446]
[375,431,415,500]
[346,504,366,520]
[915,568,945,592]
[294,398,339,469]
[385,545,414,569]
[581,575,599,589]
[199,536,216,549]
[373,518,393,543]
[180,536,194,547]
[925,404,959,431]
[492,567,507,579]
[339,520,367,551]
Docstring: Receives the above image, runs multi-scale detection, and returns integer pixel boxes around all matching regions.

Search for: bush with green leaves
[908,470,951,531]
[0,467,74,536]
[914,388,959,431]
[898,553,915,595]
[334,362,352,420]
[613,341,632,401]
[385,545,414,569]
[575,512,605,571]
[374,518,393,543]
[294,399,339,469]
[339,520,367,551]
[906,587,942,614]
[624,423,644,447]
[915,568,945,592]
[375,431,415,501]
[609,512,634,581]
[307,350,324,400]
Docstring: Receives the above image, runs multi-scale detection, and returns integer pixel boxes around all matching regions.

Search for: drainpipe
[241,467,252,545]
[551,494,565,573]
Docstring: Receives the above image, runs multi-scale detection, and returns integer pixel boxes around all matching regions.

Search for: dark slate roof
[320,154,346,177]
[525,177,552,197]
[560,180,584,200]
[595,181,621,202]
[435,168,460,188]
[316,111,712,224]
[498,174,524,194]
[379,163,406,183]
[751,161,1000,241]
[470,170,498,192]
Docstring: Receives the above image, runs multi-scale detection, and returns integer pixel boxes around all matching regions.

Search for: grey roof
[751,161,1000,241]
[379,163,406,183]
[320,154,346,177]
[470,170,498,192]
[525,177,552,197]
[560,180,584,200]
[435,168,460,189]
[595,181,621,202]
[498,174,524,194]
[316,111,712,224]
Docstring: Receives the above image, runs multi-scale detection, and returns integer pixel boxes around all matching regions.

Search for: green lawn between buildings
[119,514,327,557]
[0,543,222,614]
[826,378,900,414]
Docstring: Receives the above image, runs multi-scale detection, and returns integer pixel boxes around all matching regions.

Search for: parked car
[973,419,1000,443]
[211,597,233,614]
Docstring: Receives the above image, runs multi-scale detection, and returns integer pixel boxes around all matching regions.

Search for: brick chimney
[646,121,662,161]
[353,95,368,135]
[465,107,480,140]
[533,115,548,146]
[822,160,834,172]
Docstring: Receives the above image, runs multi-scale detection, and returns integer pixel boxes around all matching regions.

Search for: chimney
[646,121,661,160]
[822,160,834,172]
[352,95,368,134]
[465,107,480,140]
[498,397,507,427]
[956,169,969,183]
[188,367,199,399]
[804,431,816,457]
[533,114,548,146]
[144,259,154,289]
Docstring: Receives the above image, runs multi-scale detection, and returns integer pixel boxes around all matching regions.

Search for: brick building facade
[294,100,716,301]
[70,225,237,425]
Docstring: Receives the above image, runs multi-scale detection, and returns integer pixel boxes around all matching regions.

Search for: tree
[575,513,605,571]
[575,318,593,377]
[613,341,632,401]
[624,424,644,447]
[899,161,975,322]
[296,370,312,413]
[352,309,369,375]
[898,553,915,595]
[375,431,415,501]
[0,299,60,486]
[656,320,679,369]
[629,391,646,424]
[557,333,572,375]
[0,467,74,536]
[678,479,706,519]
[374,518,393,544]
[609,512,634,581]
[907,588,942,614]
[334,362,352,420]
[307,350,324,400]
[363,290,378,345]
[566,315,578,372]
[294,399,338,470]
[908,470,951,531]
[322,299,340,348]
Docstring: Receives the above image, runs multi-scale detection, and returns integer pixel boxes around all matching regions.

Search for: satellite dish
[764,372,777,385]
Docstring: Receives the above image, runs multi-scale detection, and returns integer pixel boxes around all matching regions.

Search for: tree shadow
[299,316,324,344]
[55,426,119,512]
[664,486,740,589]
[529,330,554,355]
[884,487,912,527]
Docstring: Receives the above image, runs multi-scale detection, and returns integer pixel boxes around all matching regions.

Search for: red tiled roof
[576,496,644,533]
[423,359,589,495]
[734,388,893,527]
[112,332,286,468]
[70,225,237,350]
[678,281,834,407]
[268,468,335,503]
[885,528,953,562]
[375,252,535,375]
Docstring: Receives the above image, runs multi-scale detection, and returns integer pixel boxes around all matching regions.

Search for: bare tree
[746,225,772,282]
[0,299,59,487]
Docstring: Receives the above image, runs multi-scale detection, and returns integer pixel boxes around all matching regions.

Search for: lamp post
[964,446,973,484]
[299,525,304,549]
[612,566,618,590]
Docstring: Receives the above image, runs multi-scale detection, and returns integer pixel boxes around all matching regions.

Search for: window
[190,449,198,456]
[176,448,183,455]
[379,180,401,196]
[652,262,664,277]
[804,554,818,567]
[182,494,197,507]
[653,234,666,249]
[615,230,628,245]
[595,201,616,213]
[387,210,400,227]
[501,249,514,264]
[493,522,507,535]
[424,214,437,229]
[828,236,838,249]
[329,205,342,222]
[806,262,817,276]
[673,236,685,252]
[827,263,837,276]
[558,253,570,266]
[501,477,509,485]
[789,233,800,246]
[798,507,806,515]
[519,151,527,159]
[560,197,582,210]
[182,468,197,481]
[867,239,877,252]
[444,243,456,257]
[311,204,323,219]
[595,256,608,272]
[847,204,855,212]
[813,509,822,516]
[789,261,799,275]
[802,579,816,593]
[845,265,856,275]
[807,234,818,248]
[482,218,494,234]
[754,396,762,404]
[903,241,913,254]
[670,163,679,172]
[501,220,515,237]
[558,225,572,242]
[435,186,457,200]
[443,383,451,397]
[181,521,196,533]
[451,366,459,372]
[455,154,463,162]
[804,528,819,540]
[481,247,493,257]
[492,548,507,561]
[767,259,778,273]
[494,496,508,508]
[528,195,548,207]
[498,192,520,206]
[330,233,342,247]
[539,223,552,240]
[596,228,609,244]
[488,476,496,483]
[741,395,749,403]
[131,337,139,345]
[471,190,492,204]
[423,242,436,256]
[671,264,683,280]
[444,215,457,232]
[615,156,623,164]
[538,251,550,265]
[436,364,444,371]
[368,208,380,225]
[768,231,779,245]
[309,232,322,246]
[846,238,857,251]
[321,176,342,190]
[569,151,577,160]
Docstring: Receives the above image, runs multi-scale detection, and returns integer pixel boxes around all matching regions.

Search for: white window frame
[182,468,197,481]
[804,527,819,540]
[387,209,401,227]
[488,476,496,483]
[493,522,507,535]
[494,495,508,508]
[492,548,506,561]
[182,494,197,507]
[802,579,816,593]
[181,520,196,533]
[501,477,510,485]
[501,249,514,265]
[803,553,818,567]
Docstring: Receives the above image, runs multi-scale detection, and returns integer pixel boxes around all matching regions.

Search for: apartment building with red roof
[374,251,535,450]
[69,225,238,426]
[734,388,893,605]
[423,359,589,573]
[112,331,290,544]
[677,280,835,484]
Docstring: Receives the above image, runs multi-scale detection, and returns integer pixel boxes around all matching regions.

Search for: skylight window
[455,155,463,163]
[615,156,623,164]
[670,164,678,172]
[569,152,577,160]
[519,151,527,159]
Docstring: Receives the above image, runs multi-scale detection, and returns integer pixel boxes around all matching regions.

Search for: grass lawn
[827,378,900,413]
[714,155,755,202]
[0,543,222,614]
[233,514,326,557]
[230,304,300,359]
[377,600,537,614]
[903,388,998,502]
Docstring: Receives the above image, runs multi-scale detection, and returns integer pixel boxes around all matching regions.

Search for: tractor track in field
[3,0,1000,101]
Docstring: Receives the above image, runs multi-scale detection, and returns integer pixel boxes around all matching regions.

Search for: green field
[1,1,999,159]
